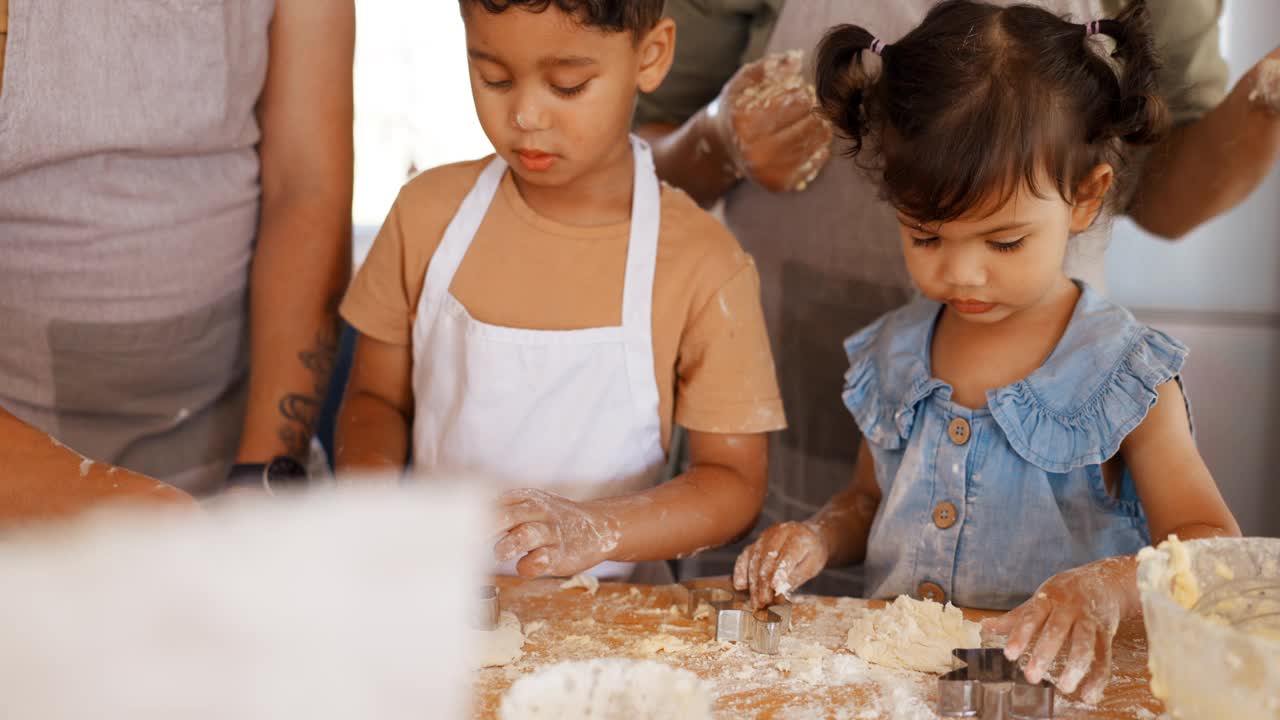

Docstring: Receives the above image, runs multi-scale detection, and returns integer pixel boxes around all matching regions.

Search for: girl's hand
[982,557,1139,704]
[732,521,830,609]
[702,51,834,193]
[492,489,621,578]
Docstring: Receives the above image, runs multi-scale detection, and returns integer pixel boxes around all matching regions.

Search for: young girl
[733,0,1240,703]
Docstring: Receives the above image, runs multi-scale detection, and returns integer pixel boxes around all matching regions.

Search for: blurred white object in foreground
[0,481,484,720]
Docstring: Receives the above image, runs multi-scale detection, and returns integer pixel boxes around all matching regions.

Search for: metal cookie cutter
[683,586,793,655]
[475,585,500,631]
[939,648,1054,719]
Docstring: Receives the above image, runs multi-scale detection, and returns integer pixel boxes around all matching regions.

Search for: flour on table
[560,573,601,596]
[498,659,711,720]
[633,633,691,655]
[477,611,525,668]
[774,640,831,684]
[845,595,981,674]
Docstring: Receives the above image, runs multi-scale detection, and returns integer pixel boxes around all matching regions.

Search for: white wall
[1107,0,1280,536]
[352,0,492,232]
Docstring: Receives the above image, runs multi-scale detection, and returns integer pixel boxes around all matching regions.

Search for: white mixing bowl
[1137,537,1280,719]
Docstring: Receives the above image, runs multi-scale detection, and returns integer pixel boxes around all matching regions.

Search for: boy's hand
[702,51,834,193]
[493,489,621,578]
[982,556,1139,705]
[733,521,829,609]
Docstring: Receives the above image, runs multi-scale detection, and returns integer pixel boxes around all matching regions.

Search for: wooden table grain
[473,577,1162,719]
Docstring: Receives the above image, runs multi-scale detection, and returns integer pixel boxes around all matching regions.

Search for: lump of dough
[560,573,600,596]
[845,595,981,674]
[477,611,525,668]
[1163,535,1202,609]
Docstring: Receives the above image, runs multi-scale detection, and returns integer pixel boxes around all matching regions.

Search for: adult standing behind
[637,0,1277,594]
[0,0,354,498]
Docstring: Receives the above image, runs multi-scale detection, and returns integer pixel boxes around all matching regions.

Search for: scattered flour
[78,459,93,477]
[499,659,711,720]
[634,633,691,655]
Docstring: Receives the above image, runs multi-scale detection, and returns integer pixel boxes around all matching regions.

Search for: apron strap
[619,135,662,445]
[419,155,508,308]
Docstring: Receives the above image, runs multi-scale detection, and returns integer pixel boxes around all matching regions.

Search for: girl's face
[897,165,1113,324]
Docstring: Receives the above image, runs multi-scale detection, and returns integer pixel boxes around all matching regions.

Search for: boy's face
[462,6,673,190]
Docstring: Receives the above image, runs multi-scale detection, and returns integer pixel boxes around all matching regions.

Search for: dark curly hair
[459,0,665,40]
[815,0,1170,223]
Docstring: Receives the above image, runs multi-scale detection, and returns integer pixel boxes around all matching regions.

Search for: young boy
[336,0,785,582]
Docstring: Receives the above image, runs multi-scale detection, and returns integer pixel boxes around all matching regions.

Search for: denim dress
[842,284,1187,610]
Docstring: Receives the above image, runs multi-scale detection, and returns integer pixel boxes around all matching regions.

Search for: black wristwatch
[226,455,309,495]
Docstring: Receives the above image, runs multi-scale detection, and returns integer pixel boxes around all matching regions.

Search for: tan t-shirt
[340,158,787,451]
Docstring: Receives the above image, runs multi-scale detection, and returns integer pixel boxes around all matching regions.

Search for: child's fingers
[768,535,810,596]
[753,529,797,607]
[498,488,547,507]
[748,546,773,609]
[756,543,787,597]
[1003,602,1049,661]
[494,500,552,535]
[733,545,754,591]
[1077,626,1115,705]
[515,546,555,578]
[746,539,767,599]
[1057,617,1098,693]
[493,521,554,563]
[1026,606,1076,683]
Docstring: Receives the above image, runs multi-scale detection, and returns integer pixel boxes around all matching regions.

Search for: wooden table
[474,577,1163,719]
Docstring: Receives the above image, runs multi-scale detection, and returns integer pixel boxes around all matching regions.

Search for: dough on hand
[560,573,600,596]
[477,611,525,668]
[845,595,981,674]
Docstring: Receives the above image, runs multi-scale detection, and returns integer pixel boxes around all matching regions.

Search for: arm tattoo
[276,295,341,459]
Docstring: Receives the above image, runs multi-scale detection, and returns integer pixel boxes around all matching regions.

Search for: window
[352,1,494,258]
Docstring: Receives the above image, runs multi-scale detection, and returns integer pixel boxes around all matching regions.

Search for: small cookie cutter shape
[938,648,1054,719]
[475,585,500,631]
[683,585,793,655]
